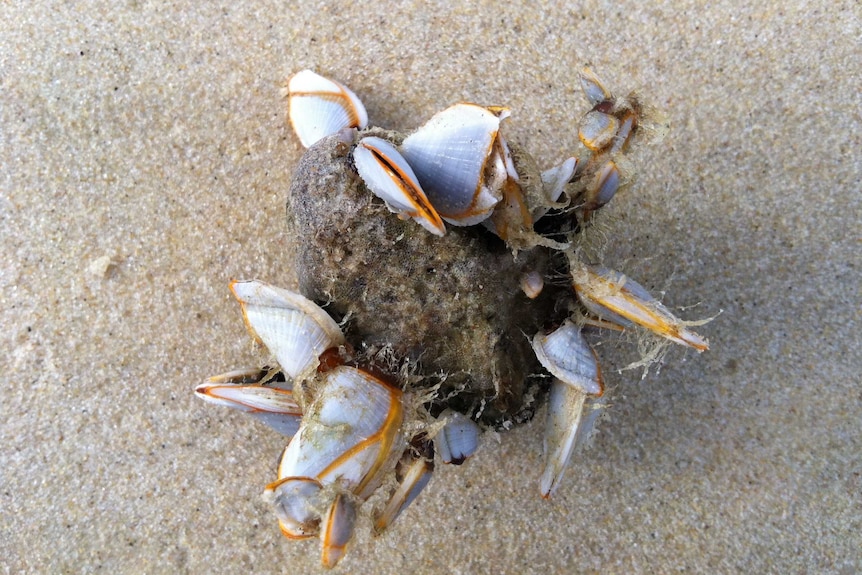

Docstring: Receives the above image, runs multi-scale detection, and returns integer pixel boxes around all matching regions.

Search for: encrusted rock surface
[287,130,567,424]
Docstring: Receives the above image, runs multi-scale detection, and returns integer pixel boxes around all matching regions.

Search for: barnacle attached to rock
[195,68,708,567]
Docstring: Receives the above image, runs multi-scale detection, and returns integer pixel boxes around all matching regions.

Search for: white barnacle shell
[230,280,346,381]
[269,365,406,566]
[373,444,434,534]
[400,103,508,226]
[585,160,621,210]
[519,270,544,299]
[572,266,709,351]
[288,69,368,148]
[532,320,603,396]
[579,110,620,151]
[195,368,302,437]
[277,366,406,498]
[533,156,577,222]
[541,379,604,498]
[266,476,323,539]
[435,409,480,465]
[353,136,446,236]
[579,67,612,106]
[320,493,357,568]
[541,157,577,205]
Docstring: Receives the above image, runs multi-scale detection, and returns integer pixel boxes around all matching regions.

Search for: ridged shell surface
[573,266,708,351]
[231,280,345,380]
[288,70,368,148]
[353,136,445,236]
[400,103,503,225]
[532,320,602,395]
[278,366,405,496]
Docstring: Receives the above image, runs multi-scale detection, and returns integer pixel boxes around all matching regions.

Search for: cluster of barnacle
[195,69,708,567]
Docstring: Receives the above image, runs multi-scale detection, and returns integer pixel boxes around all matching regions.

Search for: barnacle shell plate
[588,161,621,209]
[579,110,620,151]
[435,409,481,465]
[400,103,506,225]
[540,156,577,205]
[353,136,446,236]
[269,476,322,539]
[320,493,356,568]
[541,380,602,498]
[230,280,346,380]
[579,67,613,106]
[288,69,369,148]
[277,366,405,498]
[572,266,709,351]
[532,320,603,396]
[374,454,433,533]
[195,372,302,437]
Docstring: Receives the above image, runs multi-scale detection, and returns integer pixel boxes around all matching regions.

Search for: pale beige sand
[2,1,860,573]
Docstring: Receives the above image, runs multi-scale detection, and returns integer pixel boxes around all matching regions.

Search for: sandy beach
[2,1,859,573]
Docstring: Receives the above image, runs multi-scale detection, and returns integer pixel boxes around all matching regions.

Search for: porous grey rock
[287,130,568,425]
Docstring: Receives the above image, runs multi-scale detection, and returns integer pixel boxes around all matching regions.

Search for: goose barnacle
[353,136,446,236]
[287,69,368,148]
[229,279,346,381]
[434,408,481,465]
[194,367,302,437]
[579,67,613,107]
[264,365,407,564]
[532,320,604,396]
[531,321,605,496]
[519,270,545,299]
[400,103,509,226]
[571,264,709,351]
[537,157,578,215]
[579,109,621,152]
